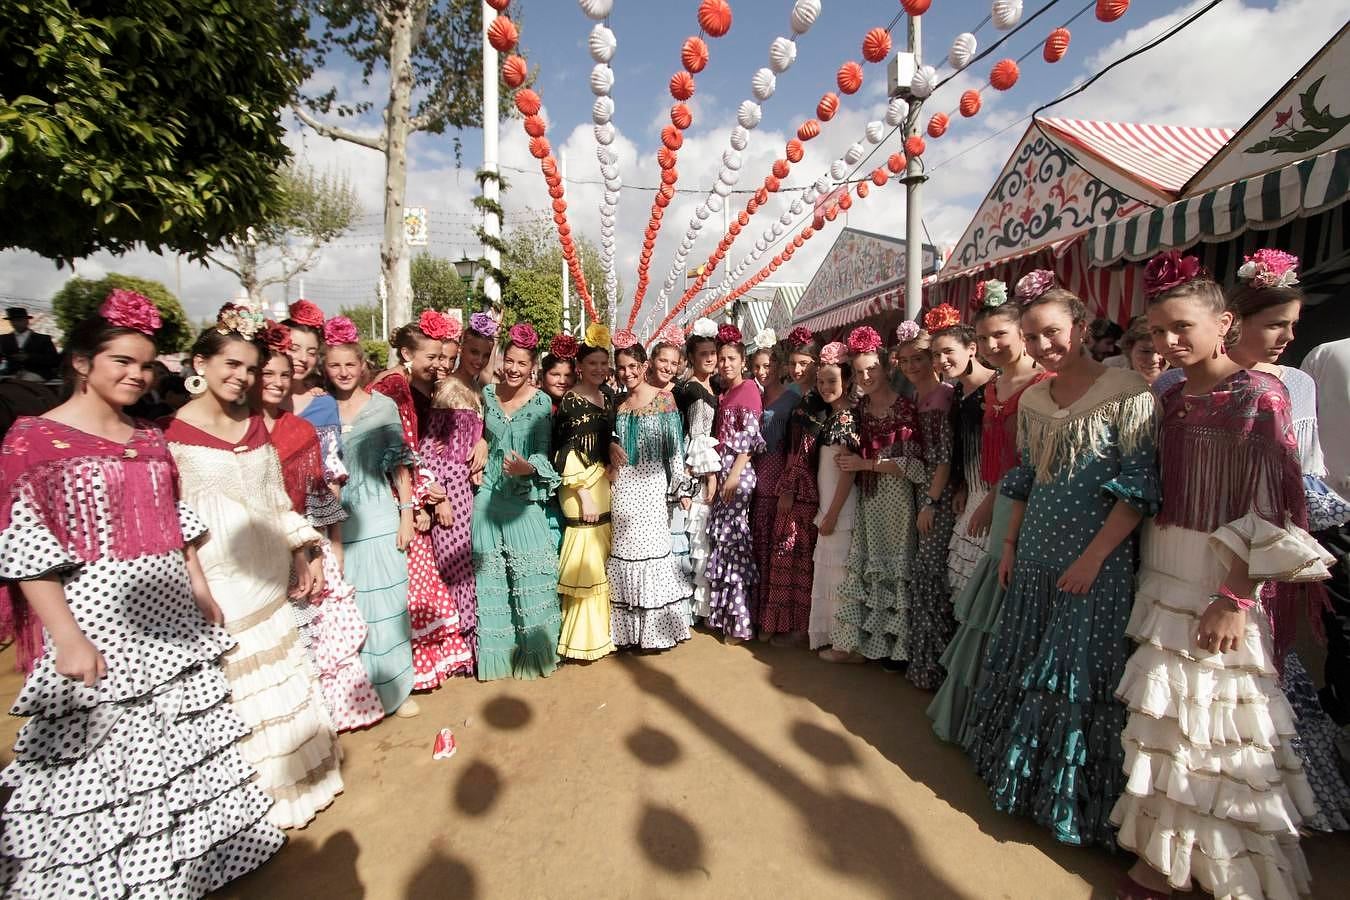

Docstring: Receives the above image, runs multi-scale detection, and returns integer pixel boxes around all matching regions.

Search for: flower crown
[1237,249,1299,289]
[818,341,848,366]
[418,310,453,342]
[753,327,777,349]
[1143,251,1205,299]
[786,325,814,347]
[691,317,718,338]
[99,289,161,336]
[468,311,499,339]
[847,325,882,355]
[1015,270,1057,304]
[323,315,360,346]
[974,279,1008,308]
[612,329,639,350]
[287,299,325,329]
[262,320,293,354]
[508,322,539,350]
[656,324,686,347]
[584,322,612,350]
[716,323,743,345]
[216,303,264,339]
[894,320,922,344]
[550,333,579,360]
[923,303,962,332]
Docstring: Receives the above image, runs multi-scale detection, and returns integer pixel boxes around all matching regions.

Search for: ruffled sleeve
[0,491,80,582]
[177,501,209,545]
[520,395,561,502]
[1001,462,1036,503]
[306,486,347,529]
[722,406,766,456]
[317,426,348,485]
[560,450,606,491]
[1209,512,1334,584]
[1100,394,1161,517]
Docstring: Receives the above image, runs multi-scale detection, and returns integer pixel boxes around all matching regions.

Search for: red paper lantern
[661,125,684,151]
[487,16,518,53]
[838,192,853,211]
[552,198,567,214]
[959,89,982,117]
[655,192,670,209]
[817,93,839,122]
[553,212,566,225]
[871,168,888,187]
[529,136,551,159]
[541,157,558,178]
[486,0,509,11]
[657,147,677,170]
[785,139,804,163]
[652,208,664,221]
[772,159,790,179]
[548,183,564,200]
[697,0,733,38]
[812,216,825,230]
[901,0,931,14]
[887,152,906,174]
[803,226,815,240]
[747,197,759,213]
[523,115,546,138]
[904,135,926,158]
[730,222,742,236]
[738,211,750,226]
[764,175,781,193]
[797,119,821,141]
[1044,27,1071,63]
[927,112,949,138]
[755,188,768,205]
[671,103,693,130]
[661,168,679,186]
[1096,0,1129,23]
[558,223,570,238]
[503,55,528,88]
[856,181,870,199]
[659,184,675,201]
[990,59,1019,91]
[670,70,695,102]
[682,36,709,73]
[793,235,804,248]
[862,27,892,64]
[772,255,782,266]
[514,89,541,117]
[825,205,839,222]
[837,61,864,95]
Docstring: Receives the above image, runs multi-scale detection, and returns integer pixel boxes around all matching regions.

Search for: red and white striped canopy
[1037,117,1234,197]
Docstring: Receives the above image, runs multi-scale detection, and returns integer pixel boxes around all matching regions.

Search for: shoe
[880,659,907,674]
[395,698,421,718]
[724,635,745,645]
[819,648,864,664]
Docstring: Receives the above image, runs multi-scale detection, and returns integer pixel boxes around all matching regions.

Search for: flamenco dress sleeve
[1100,389,1162,517]
[520,394,561,502]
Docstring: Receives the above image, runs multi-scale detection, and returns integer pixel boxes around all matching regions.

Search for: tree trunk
[381,2,416,332]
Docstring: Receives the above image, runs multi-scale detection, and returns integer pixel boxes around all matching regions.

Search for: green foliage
[360,338,387,366]
[51,274,193,354]
[270,165,362,246]
[0,0,309,261]
[410,253,469,318]
[339,303,383,341]
[498,223,605,338]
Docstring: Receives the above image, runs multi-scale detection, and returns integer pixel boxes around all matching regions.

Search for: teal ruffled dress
[472,386,563,681]
[963,368,1159,848]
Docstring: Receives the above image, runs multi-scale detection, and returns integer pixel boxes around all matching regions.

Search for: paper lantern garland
[588,24,616,62]
[1044,27,1071,63]
[790,0,821,35]
[927,112,949,138]
[682,36,709,73]
[949,32,977,70]
[990,59,1020,91]
[887,152,907,174]
[797,119,820,141]
[671,104,692,130]
[959,89,982,117]
[837,61,864,94]
[698,0,733,37]
[670,70,695,101]
[1096,0,1129,22]
[904,135,926,158]
[769,36,797,73]
[992,0,1023,31]
[488,0,510,11]
[514,88,541,116]
[862,28,892,64]
[503,55,528,87]
[577,0,612,18]
[901,0,931,14]
[487,16,518,53]
[817,92,839,121]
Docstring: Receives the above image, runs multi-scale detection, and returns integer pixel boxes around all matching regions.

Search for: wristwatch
[924,496,939,508]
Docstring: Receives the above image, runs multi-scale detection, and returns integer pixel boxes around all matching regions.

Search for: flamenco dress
[675,379,720,621]
[945,381,989,597]
[906,382,959,691]
[808,408,860,649]
[705,380,766,640]
[0,418,284,896]
[750,383,802,627]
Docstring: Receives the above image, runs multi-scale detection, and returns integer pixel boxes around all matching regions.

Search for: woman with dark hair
[1115,315,1168,385]
[283,300,348,545]
[675,320,721,620]
[648,331,697,611]
[807,342,860,649]
[0,293,285,894]
[164,305,343,828]
[540,346,577,414]
[472,321,562,680]
[964,273,1158,849]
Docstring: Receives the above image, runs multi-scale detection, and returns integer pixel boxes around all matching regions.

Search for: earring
[403,360,413,376]
[184,374,207,395]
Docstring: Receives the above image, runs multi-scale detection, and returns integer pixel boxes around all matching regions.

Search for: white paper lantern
[814,175,831,195]
[844,142,865,165]
[595,123,615,145]
[600,164,618,181]
[722,149,743,170]
[772,222,786,238]
[589,64,614,96]
[866,120,886,144]
[885,97,907,127]
[592,96,614,125]
[696,204,711,220]
[605,176,622,192]
[596,146,616,165]
[829,159,846,180]
[751,68,777,102]
[801,186,817,204]
[768,36,797,75]
[992,0,1023,31]
[578,0,613,21]
[949,32,977,70]
[789,198,805,215]
[719,167,740,186]
[588,24,616,63]
[729,126,750,151]
[737,100,762,129]
[755,237,768,252]
[910,64,937,100]
[713,180,733,197]
[601,213,616,228]
[779,211,794,226]
[707,194,724,212]
[790,0,821,35]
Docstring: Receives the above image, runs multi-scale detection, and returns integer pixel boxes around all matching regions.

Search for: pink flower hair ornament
[1237,249,1299,289]
[612,329,639,350]
[99,289,162,336]
[323,315,360,346]
[846,325,883,355]
[716,323,743,345]
[1015,270,1057,304]
[1143,251,1205,299]
[818,341,848,366]
[507,322,539,350]
[442,314,463,342]
[894,320,922,345]
[549,333,579,360]
[417,310,452,342]
[656,325,686,347]
[287,299,325,328]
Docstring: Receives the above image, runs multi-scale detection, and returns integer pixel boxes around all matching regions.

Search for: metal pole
[561,150,571,334]
[904,13,925,321]
[481,1,502,310]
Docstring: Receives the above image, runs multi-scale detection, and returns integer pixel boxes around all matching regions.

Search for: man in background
[0,307,60,381]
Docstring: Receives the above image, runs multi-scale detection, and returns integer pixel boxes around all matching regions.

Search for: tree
[339,302,383,342]
[499,223,605,339]
[51,274,194,355]
[207,165,361,304]
[411,253,470,318]
[0,0,307,261]
[293,0,514,333]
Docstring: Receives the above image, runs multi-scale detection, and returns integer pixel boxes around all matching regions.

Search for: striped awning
[795,276,940,333]
[1089,145,1350,265]
[1039,117,1234,196]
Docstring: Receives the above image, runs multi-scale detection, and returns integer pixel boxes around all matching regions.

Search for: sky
[4,0,1349,329]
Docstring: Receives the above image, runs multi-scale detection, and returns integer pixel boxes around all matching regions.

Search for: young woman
[165,307,343,829]
[928,281,1049,743]
[606,338,693,650]
[893,317,957,691]
[324,318,420,718]
[283,301,346,522]
[540,348,576,414]
[648,334,697,611]
[705,326,765,643]
[0,294,284,895]
[369,312,472,691]
[1114,253,1327,899]
[423,315,492,668]
[929,306,996,599]
[675,320,721,620]
[553,338,616,661]
[965,274,1158,849]
[255,325,384,732]
[823,326,928,665]
[750,347,774,392]
[807,342,861,649]
[472,321,562,680]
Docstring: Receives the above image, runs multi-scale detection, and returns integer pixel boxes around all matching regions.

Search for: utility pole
[561,150,571,334]
[904,13,926,321]
[481,1,502,311]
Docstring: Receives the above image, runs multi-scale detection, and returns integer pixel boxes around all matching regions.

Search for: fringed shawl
[272,411,326,516]
[618,391,685,481]
[553,390,616,474]
[980,371,1052,487]
[371,371,422,453]
[856,394,921,497]
[1016,367,1157,486]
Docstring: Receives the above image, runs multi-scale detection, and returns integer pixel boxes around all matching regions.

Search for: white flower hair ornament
[691,317,718,338]
[754,327,777,349]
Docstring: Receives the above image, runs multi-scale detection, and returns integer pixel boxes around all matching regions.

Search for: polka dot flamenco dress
[0,418,284,897]
[705,380,766,641]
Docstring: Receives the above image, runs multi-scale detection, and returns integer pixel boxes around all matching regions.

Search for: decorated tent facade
[790,227,937,333]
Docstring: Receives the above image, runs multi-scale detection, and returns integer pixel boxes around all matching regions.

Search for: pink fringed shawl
[271,411,325,516]
[0,417,185,672]
[856,394,921,497]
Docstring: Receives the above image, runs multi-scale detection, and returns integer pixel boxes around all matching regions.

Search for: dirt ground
[3,633,1348,899]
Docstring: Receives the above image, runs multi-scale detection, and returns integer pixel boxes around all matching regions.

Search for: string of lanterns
[579,1,621,323]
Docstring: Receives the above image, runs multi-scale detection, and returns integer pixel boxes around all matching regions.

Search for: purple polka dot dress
[705,379,766,640]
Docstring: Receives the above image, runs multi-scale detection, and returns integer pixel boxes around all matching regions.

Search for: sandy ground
[2,633,1348,899]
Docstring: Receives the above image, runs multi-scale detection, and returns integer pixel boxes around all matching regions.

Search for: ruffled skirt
[557,465,615,661]
[947,483,991,598]
[343,527,415,713]
[608,459,691,651]
[829,477,918,661]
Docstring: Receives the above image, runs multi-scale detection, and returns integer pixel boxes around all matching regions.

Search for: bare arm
[1057,501,1145,594]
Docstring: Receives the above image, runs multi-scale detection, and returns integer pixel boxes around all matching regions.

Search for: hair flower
[287,299,325,328]
[508,322,539,350]
[753,327,777,349]
[418,310,452,341]
[717,323,743,345]
[99,288,161,336]
[818,341,848,366]
[787,325,814,347]
[923,303,962,332]
[1143,251,1204,299]
[974,278,1008,308]
[323,315,360,346]
[469,311,499,339]
[1015,270,1057,304]
[216,302,264,339]
[262,320,293,354]
[442,314,463,342]
[692,317,718,338]
[550,333,580,360]
[1237,249,1300,289]
[894,320,922,344]
[612,329,639,350]
[657,324,686,347]
[846,325,882,355]
[584,322,612,350]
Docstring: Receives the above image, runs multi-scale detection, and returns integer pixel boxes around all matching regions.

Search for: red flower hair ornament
[549,333,579,360]
[323,316,360,346]
[507,322,539,350]
[716,323,743,345]
[923,303,962,332]
[99,289,162,336]
[786,325,814,347]
[847,326,883,355]
[1143,251,1205,300]
[262,320,293,354]
[417,310,452,341]
[287,299,325,328]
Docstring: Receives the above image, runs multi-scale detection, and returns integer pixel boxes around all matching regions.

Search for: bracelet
[397,501,417,511]
[1215,585,1257,611]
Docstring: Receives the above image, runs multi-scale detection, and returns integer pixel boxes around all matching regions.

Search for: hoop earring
[184,374,207,395]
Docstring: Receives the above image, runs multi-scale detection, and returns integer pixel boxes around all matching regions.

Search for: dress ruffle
[946,484,990,598]
[829,476,917,661]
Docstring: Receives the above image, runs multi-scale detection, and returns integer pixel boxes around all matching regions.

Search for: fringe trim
[1020,385,1156,485]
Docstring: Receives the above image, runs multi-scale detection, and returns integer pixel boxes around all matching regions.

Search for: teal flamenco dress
[964,367,1160,848]
[472,386,563,681]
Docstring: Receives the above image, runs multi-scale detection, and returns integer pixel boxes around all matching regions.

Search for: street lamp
[454,254,477,286]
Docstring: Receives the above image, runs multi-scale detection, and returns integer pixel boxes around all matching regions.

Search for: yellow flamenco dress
[554,390,616,660]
